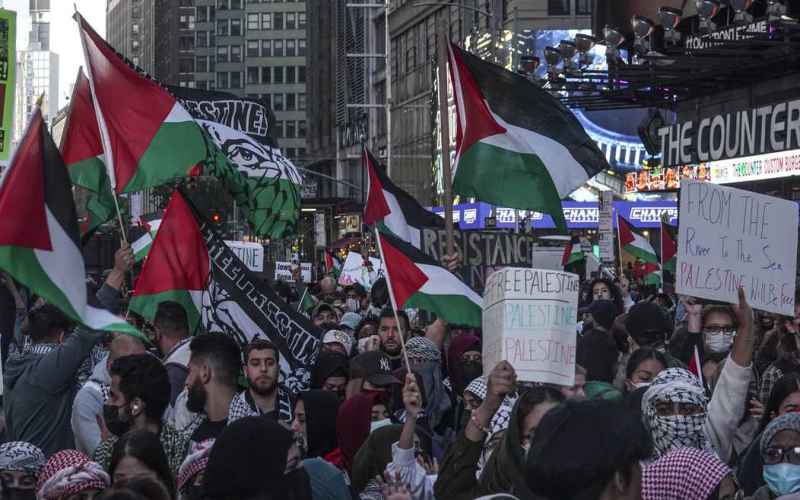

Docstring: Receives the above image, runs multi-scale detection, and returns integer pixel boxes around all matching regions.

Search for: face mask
[651,413,708,456]
[764,463,800,496]
[186,383,208,414]
[705,333,735,354]
[628,381,651,391]
[346,298,360,312]
[370,418,392,433]
[461,362,482,387]
[103,403,132,437]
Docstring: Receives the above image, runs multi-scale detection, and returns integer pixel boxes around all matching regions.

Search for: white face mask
[370,418,392,433]
[705,331,735,354]
[632,381,651,390]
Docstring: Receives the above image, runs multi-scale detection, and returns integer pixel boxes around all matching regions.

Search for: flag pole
[297,287,307,313]
[437,24,455,258]
[616,212,623,278]
[373,227,412,374]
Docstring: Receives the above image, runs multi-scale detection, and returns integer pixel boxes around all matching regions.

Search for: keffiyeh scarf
[0,441,45,474]
[36,450,110,499]
[465,376,488,401]
[642,447,730,500]
[177,439,215,492]
[405,337,441,363]
[641,368,710,459]
[228,387,294,424]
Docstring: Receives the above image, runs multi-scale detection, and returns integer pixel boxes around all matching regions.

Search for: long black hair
[760,372,800,433]
[589,278,624,315]
[625,348,668,380]
[110,430,176,499]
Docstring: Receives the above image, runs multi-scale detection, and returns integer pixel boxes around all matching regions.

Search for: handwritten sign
[676,180,798,315]
[338,252,383,290]
[482,268,579,385]
[224,241,264,272]
[301,262,312,283]
[274,261,293,282]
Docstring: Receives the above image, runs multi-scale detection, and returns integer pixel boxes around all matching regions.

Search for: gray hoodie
[71,354,110,455]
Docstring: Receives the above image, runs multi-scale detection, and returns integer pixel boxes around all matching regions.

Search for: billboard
[0,10,15,164]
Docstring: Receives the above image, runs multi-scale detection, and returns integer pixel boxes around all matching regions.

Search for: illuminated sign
[629,206,678,225]
[708,149,800,184]
[684,19,768,50]
[625,165,711,193]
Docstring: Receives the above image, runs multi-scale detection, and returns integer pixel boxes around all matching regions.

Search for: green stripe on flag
[129,288,201,332]
[622,243,658,264]
[405,291,482,328]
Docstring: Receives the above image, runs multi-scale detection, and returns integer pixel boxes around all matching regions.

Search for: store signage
[708,149,800,184]
[659,98,800,167]
[684,19,768,50]
[625,165,711,193]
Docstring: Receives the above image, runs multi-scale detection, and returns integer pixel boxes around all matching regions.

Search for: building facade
[106,0,156,74]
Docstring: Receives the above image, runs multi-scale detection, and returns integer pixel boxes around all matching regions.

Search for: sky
[2,0,106,110]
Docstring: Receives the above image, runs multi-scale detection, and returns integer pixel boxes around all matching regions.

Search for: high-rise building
[106,0,156,74]
[13,0,59,146]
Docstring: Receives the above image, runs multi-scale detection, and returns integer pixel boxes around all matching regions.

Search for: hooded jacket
[71,354,110,455]
[300,390,341,458]
[447,335,481,396]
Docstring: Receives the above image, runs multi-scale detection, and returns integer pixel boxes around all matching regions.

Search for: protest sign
[338,252,383,289]
[421,228,537,291]
[274,261,293,282]
[224,240,264,272]
[676,180,798,315]
[482,268,580,385]
[301,262,312,283]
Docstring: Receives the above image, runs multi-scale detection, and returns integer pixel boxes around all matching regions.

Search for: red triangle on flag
[60,69,103,164]
[133,191,210,294]
[363,147,391,225]
[617,215,636,247]
[379,232,429,307]
[0,110,50,250]
[661,221,677,263]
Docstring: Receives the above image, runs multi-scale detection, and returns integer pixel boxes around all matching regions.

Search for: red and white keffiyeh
[36,450,110,499]
[177,439,215,492]
[642,447,730,500]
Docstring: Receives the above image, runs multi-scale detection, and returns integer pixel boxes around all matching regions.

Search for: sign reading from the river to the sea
[482,268,579,385]
[676,180,798,316]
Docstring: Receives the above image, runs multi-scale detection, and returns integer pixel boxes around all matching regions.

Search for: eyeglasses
[703,327,736,337]
[764,446,800,465]
[654,401,705,417]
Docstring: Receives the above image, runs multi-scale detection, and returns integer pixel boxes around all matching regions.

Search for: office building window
[217,45,229,62]
[273,94,284,111]
[217,19,228,35]
[286,120,296,138]
[179,58,195,73]
[197,31,208,47]
[196,56,208,73]
[298,39,306,56]
[576,0,591,14]
[261,66,271,83]
[285,148,295,158]
[179,36,194,51]
[231,18,242,35]
[286,93,296,110]
[197,6,208,22]
[286,66,295,83]
[217,0,228,9]
[274,12,283,29]
[132,23,140,34]
[230,0,241,9]
[262,13,272,30]
[180,15,196,30]
[286,13,296,29]
[247,66,259,84]
[217,72,228,88]
[548,0,570,15]
[274,40,283,56]
[298,148,306,159]
[231,45,241,62]
[298,65,306,82]
[197,80,207,90]
[298,93,306,110]
[298,120,306,138]
[261,39,272,56]
[247,13,258,30]
[262,93,270,106]
[273,66,284,83]
[286,39,296,56]
[132,56,140,66]
[230,71,241,88]
[298,12,306,29]
[274,120,284,137]
[247,40,259,57]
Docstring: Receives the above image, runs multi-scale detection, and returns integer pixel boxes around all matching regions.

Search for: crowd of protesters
[0,245,800,500]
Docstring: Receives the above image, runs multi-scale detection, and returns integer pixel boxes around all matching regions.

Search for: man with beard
[229,339,295,424]
[153,301,192,406]
[378,308,410,371]
[312,303,338,330]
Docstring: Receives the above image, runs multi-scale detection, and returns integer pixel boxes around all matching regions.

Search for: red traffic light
[211,213,222,223]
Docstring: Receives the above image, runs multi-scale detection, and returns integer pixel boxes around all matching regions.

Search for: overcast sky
[2,0,106,110]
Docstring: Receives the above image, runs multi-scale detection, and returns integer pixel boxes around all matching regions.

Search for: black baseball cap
[625,302,671,343]
[352,351,401,387]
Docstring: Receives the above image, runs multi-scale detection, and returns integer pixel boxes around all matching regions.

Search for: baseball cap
[579,300,617,330]
[625,302,671,344]
[322,330,354,356]
[352,351,401,387]
[339,312,362,332]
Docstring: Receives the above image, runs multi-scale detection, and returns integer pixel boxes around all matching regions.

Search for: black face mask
[1,489,36,500]
[461,362,482,387]
[103,403,132,437]
[186,383,208,414]
[284,467,313,500]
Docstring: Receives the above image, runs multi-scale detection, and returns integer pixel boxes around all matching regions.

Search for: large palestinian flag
[619,214,660,285]
[0,108,139,336]
[363,146,443,248]
[377,230,481,327]
[60,69,115,240]
[131,214,163,263]
[660,220,677,274]
[447,44,607,230]
[76,13,207,193]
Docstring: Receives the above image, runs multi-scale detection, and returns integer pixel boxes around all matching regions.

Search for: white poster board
[274,261,293,282]
[338,252,383,290]
[224,240,264,272]
[483,267,580,385]
[676,180,798,315]
[301,262,312,283]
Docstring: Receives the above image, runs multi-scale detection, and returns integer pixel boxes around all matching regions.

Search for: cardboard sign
[224,241,264,272]
[676,180,798,315]
[482,268,580,385]
[338,252,383,289]
[301,262,312,283]
[274,261,293,282]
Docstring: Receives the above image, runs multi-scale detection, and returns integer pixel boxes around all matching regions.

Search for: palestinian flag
[131,215,162,262]
[325,250,342,278]
[376,230,481,327]
[618,214,658,264]
[129,193,208,331]
[661,220,677,274]
[642,262,662,286]
[60,68,115,241]
[363,146,443,248]
[297,287,316,314]
[0,108,139,336]
[447,44,607,231]
[562,236,584,267]
[76,13,206,193]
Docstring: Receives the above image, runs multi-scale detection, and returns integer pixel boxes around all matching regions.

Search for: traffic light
[209,211,224,224]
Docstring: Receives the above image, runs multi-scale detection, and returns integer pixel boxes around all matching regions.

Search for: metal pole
[437,16,455,256]
[385,2,393,177]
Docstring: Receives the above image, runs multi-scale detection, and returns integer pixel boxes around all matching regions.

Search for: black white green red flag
[618,214,660,286]
[660,220,678,274]
[0,108,140,337]
[376,230,482,327]
[363,146,443,248]
[562,235,584,267]
[446,44,607,231]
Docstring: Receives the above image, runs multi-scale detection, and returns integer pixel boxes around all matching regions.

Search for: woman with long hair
[109,430,176,499]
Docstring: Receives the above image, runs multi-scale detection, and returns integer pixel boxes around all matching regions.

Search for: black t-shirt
[191,419,228,445]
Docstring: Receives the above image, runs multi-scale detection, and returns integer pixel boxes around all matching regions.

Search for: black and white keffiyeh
[465,376,488,401]
[228,387,294,424]
[405,337,441,363]
[0,441,45,474]
[641,368,710,459]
